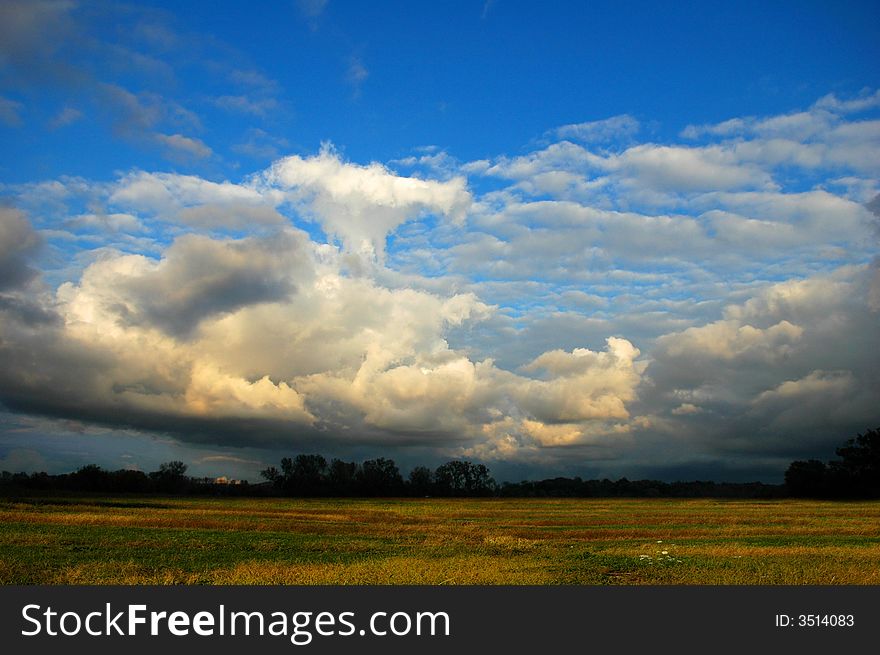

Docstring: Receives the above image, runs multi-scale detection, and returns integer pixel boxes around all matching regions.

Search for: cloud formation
[1,92,878,479]
[264,146,471,258]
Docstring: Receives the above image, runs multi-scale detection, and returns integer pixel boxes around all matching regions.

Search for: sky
[0,0,878,483]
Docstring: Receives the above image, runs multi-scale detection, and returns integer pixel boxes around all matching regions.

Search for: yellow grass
[1,495,878,584]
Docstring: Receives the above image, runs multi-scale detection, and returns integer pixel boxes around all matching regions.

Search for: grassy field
[1,494,878,585]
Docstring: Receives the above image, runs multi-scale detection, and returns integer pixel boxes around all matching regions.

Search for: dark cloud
[83,230,306,338]
[0,0,81,86]
[0,208,43,291]
[636,267,880,464]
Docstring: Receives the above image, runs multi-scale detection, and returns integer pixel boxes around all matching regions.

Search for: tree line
[1,427,876,498]
[259,455,496,497]
[784,427,879,498]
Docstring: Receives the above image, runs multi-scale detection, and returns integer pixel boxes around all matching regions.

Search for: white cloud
[655,319,803,363]
[110,171,272,217]
[263,145,471,258]
[154,133,212,160]
[813,89,880,114]
[553,114,639,143]
[614,144,774,192]
[753,370,855,405]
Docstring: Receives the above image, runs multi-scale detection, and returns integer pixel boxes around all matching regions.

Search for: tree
[829,428,880,497]
[434,460,496,496]
[357,458,403,496]
[274,454,328,495]
[69,464,110,491]
[784,428,880,498]
[158,461,188,478]
[407,466,434,496]
[260,466,282,487]
[290,454,328,495]
[328,459,358,496]
[150,460,189,492]
[784,459,828,497]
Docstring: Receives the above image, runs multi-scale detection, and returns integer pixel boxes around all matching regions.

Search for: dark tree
[328,459,359,496]
[829,428,880,497]
[260,466,282,486]
[150,460,189,492]
[108,468,152,492]
[357,458,403,496]
[271,454,328,495]
[434,460,496,496]
[784,459,828,497]
[291,454,328,495]
[407,466,434,496]
[784,428,880,498]
[69,464,110,491]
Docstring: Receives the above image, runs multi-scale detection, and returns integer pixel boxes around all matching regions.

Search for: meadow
[1,495,878,585]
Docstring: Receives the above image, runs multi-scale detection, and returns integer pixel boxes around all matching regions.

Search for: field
[1,495,879,585]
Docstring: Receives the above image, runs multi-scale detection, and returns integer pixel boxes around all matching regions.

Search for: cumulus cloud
[0,210,646,457]
[264,145,471,258]
[641,265,880,461]
[58,230,306,338]
[2,90,878,477]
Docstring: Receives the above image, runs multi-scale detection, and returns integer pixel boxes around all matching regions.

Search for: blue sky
[1,0,878,483]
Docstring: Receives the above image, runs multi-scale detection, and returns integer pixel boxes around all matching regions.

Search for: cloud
[2,88,878,477]
[263,145,471,258]
[753,370,855,406]
[0,96,24,126]
[641,265,880,460]
[229,69,280,95]
[97,84,210,162]
[109,170,273,219]
[813,89,880,114]
[0,0,78,84]
[553,114,640,144]
[346,56,368,94]
[0,208,43,290]
[48,105,82,129]
[99,83,164,133]
[213,95,279,117]
[0,208,647,458]
[655,319,804,363]
[58,230,306,338]
[154,133,213,160]
[517,337,641,422]
[297,0,329,19]
[176,203,286,230]
[232,128,290,161]
[614,144,773,192]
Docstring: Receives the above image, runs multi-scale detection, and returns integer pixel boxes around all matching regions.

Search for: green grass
[1,495,878,584]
